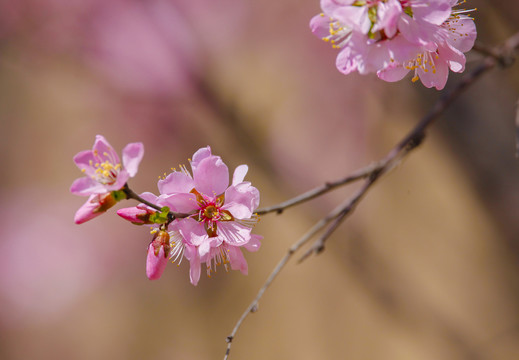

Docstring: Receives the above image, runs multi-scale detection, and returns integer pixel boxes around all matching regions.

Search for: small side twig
[256,162,379,215]
[223,197,358,360]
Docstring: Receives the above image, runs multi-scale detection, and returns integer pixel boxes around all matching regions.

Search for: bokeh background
[1,0,519,359]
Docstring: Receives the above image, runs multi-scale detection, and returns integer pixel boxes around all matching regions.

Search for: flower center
[203,205,221,221]
[191,189,234,237]
[94,160,121,185]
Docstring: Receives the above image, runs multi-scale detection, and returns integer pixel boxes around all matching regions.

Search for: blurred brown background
[1,0,519,359]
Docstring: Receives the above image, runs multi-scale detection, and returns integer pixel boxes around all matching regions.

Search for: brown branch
[255,163,379,215]
[222,32,519,360]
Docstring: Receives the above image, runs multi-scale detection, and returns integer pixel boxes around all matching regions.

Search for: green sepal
[149,206,170,224]
[111,190,128,202]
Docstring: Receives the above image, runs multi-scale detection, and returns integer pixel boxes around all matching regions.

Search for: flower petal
[158,171,194,195]
[243,234,262,252]
[190,146,212,173]
[70,176,107,196]
[227,246,248,275]
[176,218,208,246]
[224,182,260,217]
[193,156,229,196]
[232,164,248,186]
[122,142,144,177]
[161,193,198,213]
[93,135,120,165]
[217,222,251,246]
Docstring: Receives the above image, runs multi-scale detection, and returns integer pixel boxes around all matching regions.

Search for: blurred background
[1,0,519,359]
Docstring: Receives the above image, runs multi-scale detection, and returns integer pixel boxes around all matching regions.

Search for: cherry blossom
[310,0,477,89]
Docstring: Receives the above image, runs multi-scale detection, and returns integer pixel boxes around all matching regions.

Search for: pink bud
[74,193,117,224]
[146,231,170,280]
[117,206,154,225]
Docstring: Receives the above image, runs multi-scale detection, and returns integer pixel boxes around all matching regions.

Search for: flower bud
[146,230,171,280]
[117,206,155,225]
[74,192,118,224]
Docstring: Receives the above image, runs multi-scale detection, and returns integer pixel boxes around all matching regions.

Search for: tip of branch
[226,336,234,343]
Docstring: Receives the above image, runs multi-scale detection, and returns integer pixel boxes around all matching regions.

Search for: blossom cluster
[310,0,477,89]
[71,136,261,286]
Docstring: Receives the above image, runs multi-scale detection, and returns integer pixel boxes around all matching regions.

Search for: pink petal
[193,156,229,196]
[161,193,198,213]
[190,146,212,172]
[321,0,355,15]
[93,135,120,165]
[412,0,452,26]
[232,164,248,186]
[309,13,332,39]
[158,171,194,194]
[73,150,97,177]
[188,251,201,286]
[224,182,260,215]
[445,16,476,53]
[377,63,410,82]
[70,176,106,196]
[227,246,248,275]
[334,6,370,34]
[418,56,449,90]
[146,244,168,280]
[122,142,144,177]
[243,234,262,252]
[176,218,208,246]
[217,222,251,246]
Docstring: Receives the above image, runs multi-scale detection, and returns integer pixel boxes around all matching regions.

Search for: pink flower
[378,7,477,89]
[156,146,261,286]
[310,0,476,89]
[71,135,144,196]
[71,135,144,223]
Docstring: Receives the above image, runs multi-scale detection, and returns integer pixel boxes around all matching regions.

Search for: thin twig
[223,32,519,360]
[256,163,379,215]
[223,197,358,360]
[122,184,189,221]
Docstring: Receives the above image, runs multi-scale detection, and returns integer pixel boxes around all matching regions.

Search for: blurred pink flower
[71,135,143,196]
[85,0,199,96]
[70,135,143,223]
[310,0,476,89]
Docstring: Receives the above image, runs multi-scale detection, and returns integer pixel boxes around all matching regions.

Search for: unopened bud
[146,230,171,280]
[74,192,118,224]
[117,206,155,225]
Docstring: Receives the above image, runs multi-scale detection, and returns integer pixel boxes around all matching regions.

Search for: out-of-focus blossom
[310,0,476,89]
[85,0,199,96]
[71,135,143,196]
[70,135,143,223]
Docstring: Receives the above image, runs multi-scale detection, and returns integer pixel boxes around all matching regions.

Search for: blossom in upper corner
[70,135,144,223]
[156,146,262,285]
[310,0,477,90]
